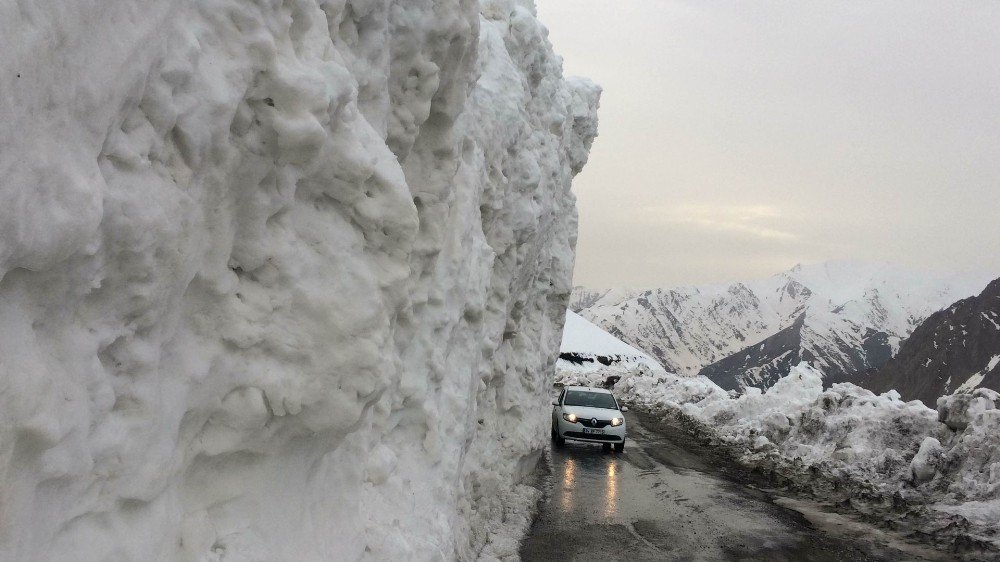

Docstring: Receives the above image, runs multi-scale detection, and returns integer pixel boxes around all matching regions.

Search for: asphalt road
[520,410,947,562]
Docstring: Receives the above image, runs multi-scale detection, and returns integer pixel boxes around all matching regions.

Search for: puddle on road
[553,445,628,519]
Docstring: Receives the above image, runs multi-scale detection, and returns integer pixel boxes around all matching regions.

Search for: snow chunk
[910,437,943,485]
[937,388,1000,431]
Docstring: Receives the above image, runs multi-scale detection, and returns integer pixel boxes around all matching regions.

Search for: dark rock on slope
[863,278,1000,407]
[700,312,898,392]
[700,314,806,391]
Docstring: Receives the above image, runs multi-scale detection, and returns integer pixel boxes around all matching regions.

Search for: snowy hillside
[557,310,665,384]
[568,286,635,312]
[0,1,598,560]
[576,262,989,391]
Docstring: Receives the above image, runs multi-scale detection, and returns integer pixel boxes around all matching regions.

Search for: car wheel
[602,443,612,452]
[614,441,625,453]
[552,425,565,447]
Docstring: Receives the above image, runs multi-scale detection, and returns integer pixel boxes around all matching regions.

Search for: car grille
[563,431,622,442]
[579,418,613,428]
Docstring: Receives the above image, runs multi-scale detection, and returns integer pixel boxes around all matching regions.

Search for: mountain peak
[573,262,991,387]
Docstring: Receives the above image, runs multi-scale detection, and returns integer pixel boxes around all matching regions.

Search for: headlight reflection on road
[560,457,576,513]
[605,459,619,518]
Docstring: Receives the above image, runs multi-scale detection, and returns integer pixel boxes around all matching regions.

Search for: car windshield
[563,390,618,410]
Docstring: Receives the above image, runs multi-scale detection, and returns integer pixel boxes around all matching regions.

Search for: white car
[551,386,627,452]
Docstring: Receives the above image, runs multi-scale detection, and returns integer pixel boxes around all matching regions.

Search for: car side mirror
[621,406,629,412]
[551,400,559,406]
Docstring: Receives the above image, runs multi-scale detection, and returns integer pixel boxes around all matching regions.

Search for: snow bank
[621,364,1000,553]
[0,1,599,560]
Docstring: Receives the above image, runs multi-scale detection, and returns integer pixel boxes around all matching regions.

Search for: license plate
[583,428,604,435]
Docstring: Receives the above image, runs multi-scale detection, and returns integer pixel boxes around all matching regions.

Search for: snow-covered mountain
[569,287,635,312]
[0,1,598,560]
[556,310,665,387]
[575,262,989,391]
[559,310,664,372]
[862,278,1000,406]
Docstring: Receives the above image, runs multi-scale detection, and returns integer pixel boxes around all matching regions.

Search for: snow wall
[0,0,599,559]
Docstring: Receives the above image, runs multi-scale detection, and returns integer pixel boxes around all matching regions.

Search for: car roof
[564,386,614,394]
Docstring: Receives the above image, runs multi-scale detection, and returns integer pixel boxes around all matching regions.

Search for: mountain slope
[558,310,665,375]
[576,262,988,390]
[862,278,1000,406]
[699,313,806,391]
[569,286,634,312]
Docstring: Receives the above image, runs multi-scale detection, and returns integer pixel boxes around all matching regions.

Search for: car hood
[563,405,622,420]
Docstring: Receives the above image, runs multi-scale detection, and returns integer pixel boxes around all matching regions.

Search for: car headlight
[562,413,578,423]
[610,417,623,427]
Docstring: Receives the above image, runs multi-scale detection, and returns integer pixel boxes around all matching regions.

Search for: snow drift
[620,365,1000,554]
[0,0,599,560]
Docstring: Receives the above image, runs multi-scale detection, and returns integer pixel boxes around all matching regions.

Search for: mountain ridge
[574,261,990,390]
[860,278,1000,406]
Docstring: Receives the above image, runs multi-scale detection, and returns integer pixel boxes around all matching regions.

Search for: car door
[552,389,565,425]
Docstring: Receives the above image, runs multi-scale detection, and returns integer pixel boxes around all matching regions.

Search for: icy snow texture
[620,364,1000,551]
[0,1,599,560]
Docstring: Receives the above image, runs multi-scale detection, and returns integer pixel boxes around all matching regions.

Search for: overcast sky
[535,1,1000,288]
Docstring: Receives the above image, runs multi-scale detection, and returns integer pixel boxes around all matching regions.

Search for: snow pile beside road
[556,363,654,390]
[0,1,598,560]
[621,364,1000,552]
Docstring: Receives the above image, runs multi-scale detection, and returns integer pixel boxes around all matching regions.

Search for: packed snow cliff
[0,1,599,560]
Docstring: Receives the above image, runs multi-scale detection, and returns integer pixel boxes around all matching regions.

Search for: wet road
[520,410,946,562]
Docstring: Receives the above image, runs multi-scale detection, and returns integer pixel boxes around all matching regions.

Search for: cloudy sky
[535,1,1000,288]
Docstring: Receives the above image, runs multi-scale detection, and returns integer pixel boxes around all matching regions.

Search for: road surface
[521,410,946,561]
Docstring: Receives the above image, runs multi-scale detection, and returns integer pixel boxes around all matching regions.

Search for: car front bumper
[555,418,626,443]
